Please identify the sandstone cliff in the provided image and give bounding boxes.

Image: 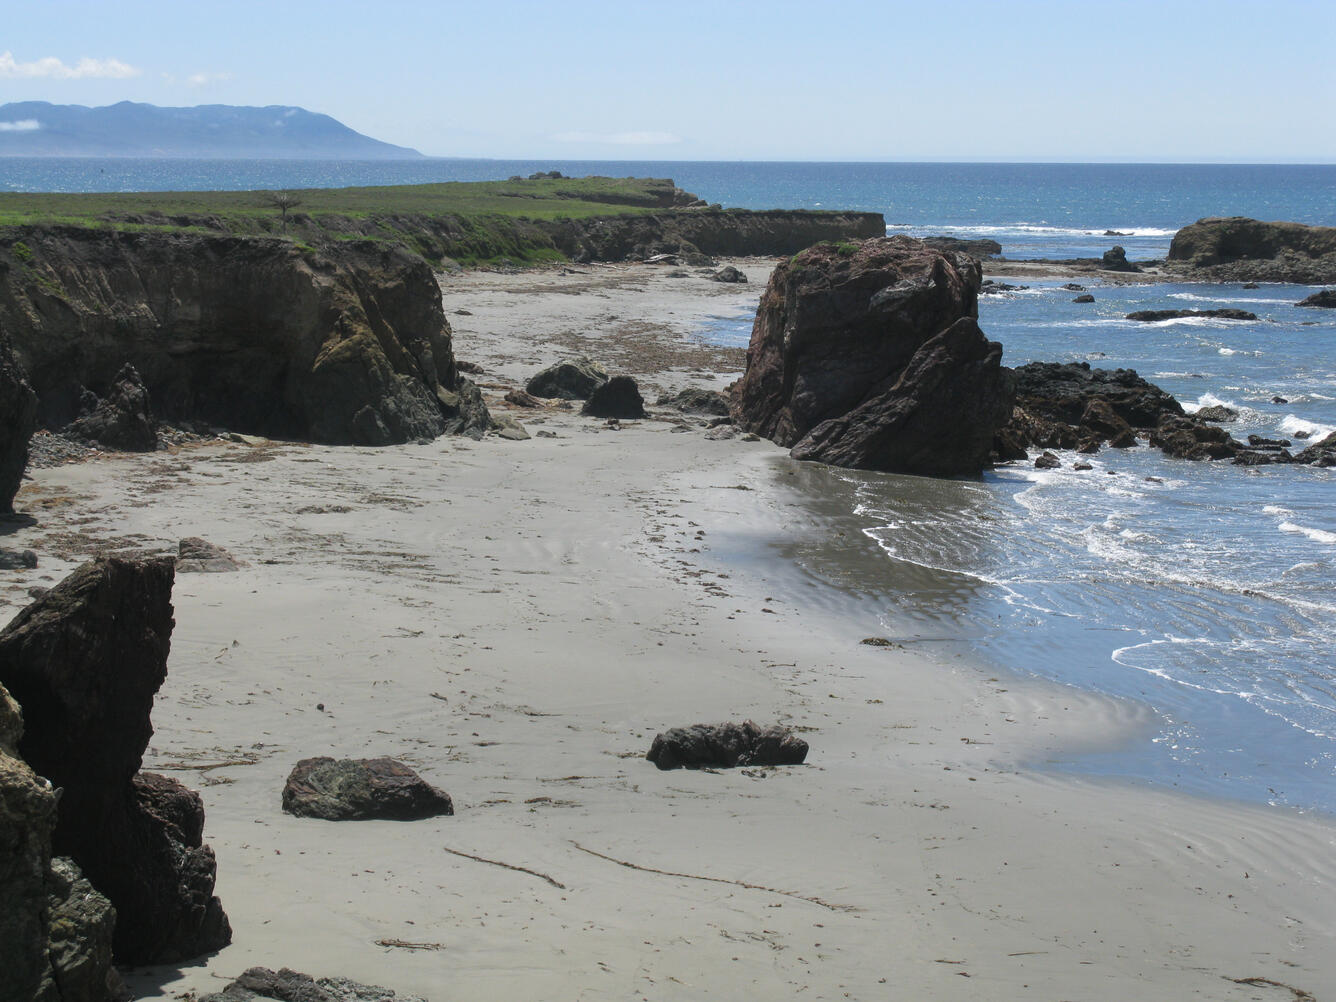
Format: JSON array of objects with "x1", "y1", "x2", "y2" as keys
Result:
[
  {"x1": 1167, "y1": 217, "x2": 1336, "y2": 283},
  {"x1": 0, "y1": 228, "x2": 488, "y2": 445}
]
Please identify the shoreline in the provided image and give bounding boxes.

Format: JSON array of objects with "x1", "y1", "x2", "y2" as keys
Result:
[{"x1": 5, "y1": 260, "x2": 1334, "y2": 1000}]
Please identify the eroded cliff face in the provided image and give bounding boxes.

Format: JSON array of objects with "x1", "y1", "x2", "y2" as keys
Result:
[{"x1": 0, "y1": 228, "x2": 487, "y2": 444}]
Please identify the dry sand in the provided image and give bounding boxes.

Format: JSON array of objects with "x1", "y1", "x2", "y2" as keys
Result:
[{"x1": 4, "y1": 260, "x2": 1334, "y2": 1002}]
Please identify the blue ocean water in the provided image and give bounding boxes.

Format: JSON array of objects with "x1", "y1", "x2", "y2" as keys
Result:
[{"x1": 6, "y1": 157, "x2": 1336, "y2": 813}]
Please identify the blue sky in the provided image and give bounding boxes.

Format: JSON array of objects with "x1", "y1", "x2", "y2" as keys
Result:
[{"x1": 2, "y1": 0, "x2": 1333, "y2": 162}]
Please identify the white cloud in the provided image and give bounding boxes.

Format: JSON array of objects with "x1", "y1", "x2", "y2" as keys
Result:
[
  {"x1": 187, "y1": 71, "x2": 233, "y2": 87},
  {"x1": 551, "y1": 130, "x2": 682, "y2": 145},
  {"x1": 0, "y1": 119, "x2": 41, "y2": 131},
  {"x1": 0, "y1": 50, "x2": 140, "y2": 79}
]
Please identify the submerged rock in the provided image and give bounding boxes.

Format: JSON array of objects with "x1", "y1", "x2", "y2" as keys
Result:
[
  {"x1": 282, "y1": 757, "x2": 454, "y2": 821},
  {"x1": 1125, "y1": 308, "x2": 1258, "y2": 322},
  {"x1": 646, "y1": 721, "x2": 808, "y2": 770},
  {"x1": 733, "y1": 236, "x2": 1012, "y2": 476}
]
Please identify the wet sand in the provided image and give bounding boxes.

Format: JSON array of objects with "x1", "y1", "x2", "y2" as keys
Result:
[{"x1": 5, "y1": 259, "x2": 1334, "y2": 1001}]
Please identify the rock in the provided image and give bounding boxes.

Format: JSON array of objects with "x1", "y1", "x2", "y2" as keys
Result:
[
  {"x1": 0, "y1": 680, "x2": 59, "y2": 1002},
  {"x1": 1034, "y1": 451, "x2": 1061, "y2": 469},
  {"x1": 734, "y1": 237, "x2": 1012, "y2": 476},
  {"x1": 1, "y1": 326, "x2": 39, "y2": 514},
  {"x1": 0, "y1": 548, "x2": 38, "y2": 570},
  {"x1": 1102, "y1": 246, "x2": 1138, "y2": 272},
  {"x1": 920, "y1": 236, "x2": 1002, "y2": 258},
  {"x1": 45, "y1": 855, "x2": 119, "y2": 1002},
  {"x1": 1243, "y1": 282, "x2": 1260, "y2": 289},
  {"x1": 65, "y1": 363, "x2": 159, "y2": 452},
  {"x1": 0, "y1": 556, "x2": 231, "y2": 964},
  {"x1": 176, "y1": 537, "x2": 243, "y2": 573},
  {"x1": 581, "y1": 375, "x2": 646, "y2": 419},
  {"x1": 710, "y1": 265, "x2": 747, "y2": 284},
  {"x1": 1125, "y1": 308, "x2": 1257, "y2": 322},
  {"x1": 656, "y1": 387, "x2": 731, "y2": 416},
  {"x1": 1072, "y1": 294, "x2": 1095, "y2": 303},
  {"x1": 0, "y1": 232, "x2": 489, "y2": 447},
  {"x1": 492, "y1": 415, "x2": 530, "y2": 441},
  {"x1": 646, "y1": 721, "x2": 808, "y2": 770},
  {"x1": 281, "y1": 757, "x2": 454, "y2": 821},
  {"x1": 1150, "y1": 415, "x2": 1240, "y2": 460},
  {"x1": 1009, "y1": 362, "x2": 1183, "y2": 429},
  {"x1": 1295, "y1": 430, "x2": 1336, "y2": 467},
  {"x1": 1195, "y1": 404, "x2": 1239, "y2": 422},
  {"x1": 704, "y1": 424, "x2": 737, "y2": 441},
  {"x1": 1168, "y1": 217, "x2": 1336, "y2": 283},
  {"x1": 525, "y1": 358, "x2": 609, "y2": 400},
  {"x1": 1272, "y1": 396, "x2": 1290, "y2": 405},
  {"x1": 1062, "y1": 283, "x2": 1087, "y2": 292},
  {"x1": 1074, "y1": 461, "x2": 1094, "y2": 471},
  {"x1": 1079, "y1": 399, "x2": 1135, "y2": 443},
  {"x1": 979, "y1": 280, "x2": 1027, "y2": 295},
  {"x1": 1248, "y1": 435, "x2": 1291, "y2": 448},
  {"x1": 201, "y1": 967, "x2": 428, "y2": 1002},
  {"x1": 503, "y1": 388, "x2": 542, "y2": 408},
  {"x1": 1296, "y1": 289, "x2": 1336, "y2": 308}
]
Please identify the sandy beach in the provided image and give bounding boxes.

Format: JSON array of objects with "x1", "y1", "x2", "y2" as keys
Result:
[{"x1": 5, "y1": 259, "x2": 1334, "y2": 1002}]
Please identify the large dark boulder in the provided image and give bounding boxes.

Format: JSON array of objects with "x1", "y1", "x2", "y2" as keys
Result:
[
  {"x1": 282, "y1": 757, "x2": 454, "y2": 821},
  {"x1": 733, "y1": 236, "x2": 1012, "y2": 475},
  {"x1": 0, "y1": 556, "x2": 230, "y2": 965},
  {"x1": 1102, "y1": 246, "x2": 1138, "y2": 272},
  {"x1": 202, "y1": 967, "x2": 428, "y2": 1002},
  {"x1": 1150, "y1": 415, "x2": 1241, "y2": 460},
  {"x1": 789, "y1": 317, "x2": 1013, "y2": 474},
  {"x1": 581, "y1": 375, "x2": 647, "y2": 419},
  {"x1": 525, "y1": 358, "x2": 609, "y2": 400},
  {"x1": 1, "y1": 324, "x2": 39, "y2": 513},
  {"x1": 65, "y1": 363, "x2": 158, "y2": 452},
  {"x1": 647, "y1": 721, "x2": 808, "y2": 771},
  {"x1": 1295, "y1": 430, "x2": 1336, "y2": 467}
]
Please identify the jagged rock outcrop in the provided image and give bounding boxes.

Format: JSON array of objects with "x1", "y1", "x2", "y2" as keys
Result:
[
  {"x1": 1167, "y1": 217, "x2": 1336, "y2": 283},
  {"x1": 582, "y1": 375, "x2": 646, "y2": 419},
  {"x1": 201, "y1": 967, "x2": 428, "y2": 1002},
  {"x1": 1, "y1": 324, "x2": 39, "y2": 513},
  {"x1": 0, "y1": 556, "x2": 230, "y2": 965},
  {"x1": 1150, "y1": 415, "x2": 1241, "y2": 461},
  {"x1": 0, "y1": 229, "x2": 489, "y2": 445},
  {"x1": 525, "y1": 358, "x2": 609, "y2": 400},
  {"x1": 44, "y1": 856, "x2": 119, "y2": 1002},
  {"x1": 282, "y1": 757, "x2": 454, "y2": 821},
  {"x1": 732, "y1": 237, "x2": 1012, "y2": 475},
  {"x1": 647, "y1": 721, "x2": 809, "y2": 770},
  {"x1": 65, "y1": 363, "x2": 158, "y2": 452},
  {"x1": 1009, "y1": 362, "x2": 1184, "y2": 428},
  {"x1": 1102, "y1": 246, "x2": 1137, "y2": 272}
]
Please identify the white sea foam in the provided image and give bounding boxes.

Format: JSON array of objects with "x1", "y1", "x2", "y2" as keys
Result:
[
  {"x1": 884, "y1": 222, "x2": 1177, "y2": 239},
  {"x1": 1280, "y1": 414, "x2": 1335, "y2": 439},
  {"x1": 1279, "y1": 522, "x2": 1336, "y2": 545},
  {"x1": 1168, "y1": 291, "x2": 1293, "y2": 305}
]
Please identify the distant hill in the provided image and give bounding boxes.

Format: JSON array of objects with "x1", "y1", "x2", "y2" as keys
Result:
[{"x1": 0, "y1": 101, "x2": 423, "y2": 159}]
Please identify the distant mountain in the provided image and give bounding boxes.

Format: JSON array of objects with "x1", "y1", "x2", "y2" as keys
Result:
[{"x1": 0, "y1": 101, "x2": 422, "y2": 159}]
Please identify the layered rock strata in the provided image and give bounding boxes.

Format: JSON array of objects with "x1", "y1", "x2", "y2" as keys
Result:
[
  {"x1": 0, "y1": 229, "x2": 488, "y2": 445},
  {"x1": 732, "y1": 237, "x2": 1013, "y2": 476}
]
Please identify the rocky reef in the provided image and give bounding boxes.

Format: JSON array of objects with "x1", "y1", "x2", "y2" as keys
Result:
[
  {"x1": 0, "y1": 228, "x2": 488, "y2": 446},
  {"x1": 1166, "y1": 217, "x2": 1336, "y2": 283},
  {"x1": 732, "y1": 237, "x2": 1013, "y2": 476}
]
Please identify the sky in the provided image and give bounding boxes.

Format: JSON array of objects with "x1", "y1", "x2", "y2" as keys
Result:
[{"x1": 2, "y1": 0, "x2": 1334, "y2": 162}]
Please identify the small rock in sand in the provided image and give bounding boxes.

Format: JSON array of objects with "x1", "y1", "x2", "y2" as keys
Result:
[
  {"x1": 282, "y1": 757, "x2": 454, "y2": 821},
  {"x1": 647, "y1": 721, "x2": 808, "y2": 770}
]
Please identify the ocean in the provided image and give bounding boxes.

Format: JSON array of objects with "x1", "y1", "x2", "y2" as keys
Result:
[{"x1": 6, "y1": 157, "x2": 1335, "y2": 815}]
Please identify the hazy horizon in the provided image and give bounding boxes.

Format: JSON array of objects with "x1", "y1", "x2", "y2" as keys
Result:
[{"x1": 4, "y1": 0, "x2": 1334, "y2": 163}]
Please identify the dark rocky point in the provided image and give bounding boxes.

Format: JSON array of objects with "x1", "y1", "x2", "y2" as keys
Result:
[
  {"x1": 581, "y1": 375, "x2": 647, "y2": 419},
  {"x1": 1168, "y1": 217, "x2": 1336, "y2": 284},
  {"x1": 1296, "y1": 289, "x2": 1336, "y2": 308},
  {"x1": 647, "y1": 721, "x2": 808, "y2": 770},
  {"x1": 1101, "y1": 246, "x2": 1138, "y2": 272},
  {"x1": 282, "y1": 757, "x2": 454, "y2": 821},
  {"x1": 1072, "y1": 294, "x2": 1095, "y2": 303}
]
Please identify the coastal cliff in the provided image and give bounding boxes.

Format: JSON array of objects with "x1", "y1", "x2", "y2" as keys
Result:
[{"x1": 0, "y1": 228, "x2": 488, "y2": 445}]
